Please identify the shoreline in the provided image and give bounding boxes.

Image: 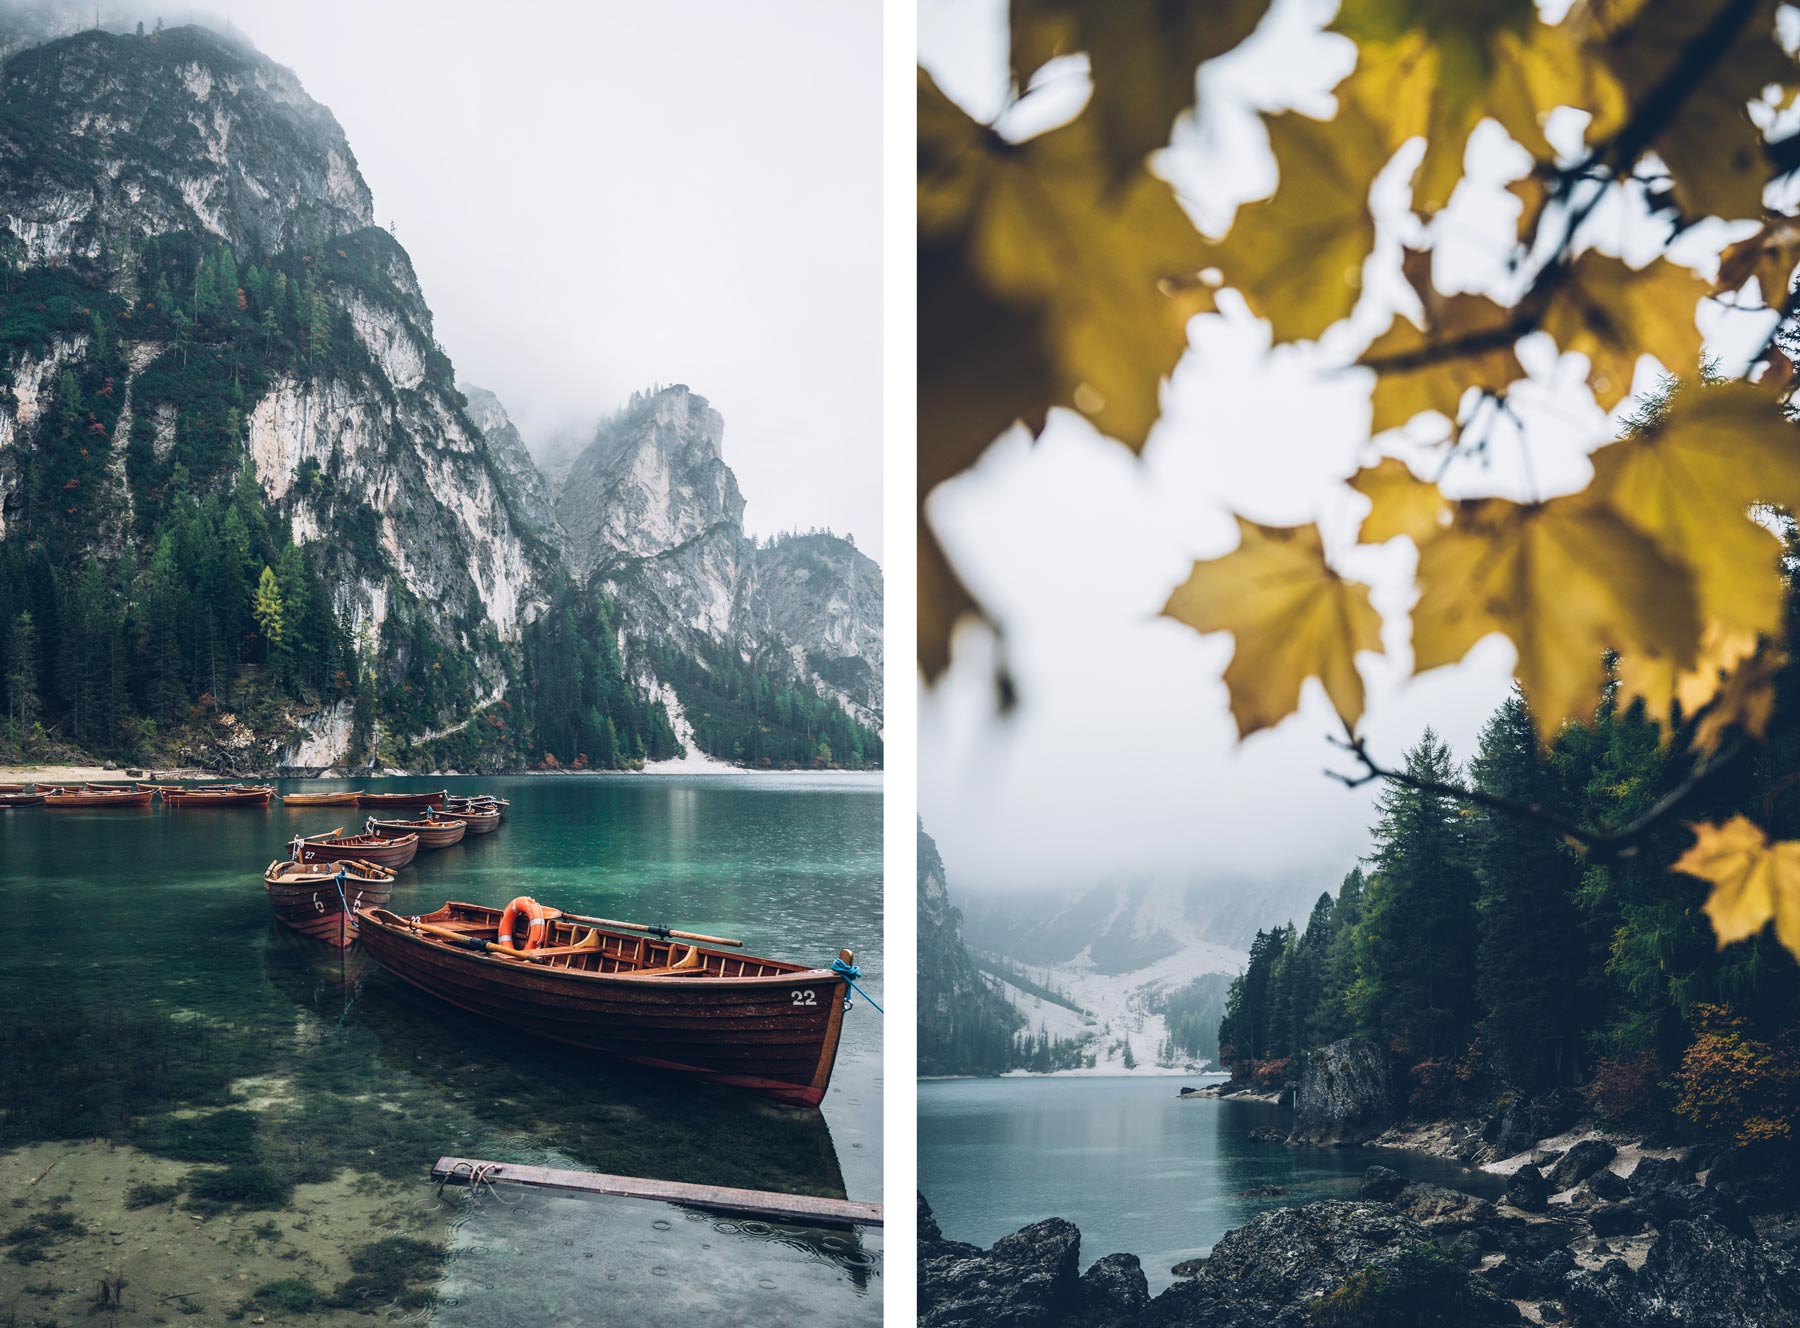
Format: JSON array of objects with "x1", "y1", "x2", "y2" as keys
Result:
[{"x1": 0, "y1": 762, "x2": 883, "y2": 782}]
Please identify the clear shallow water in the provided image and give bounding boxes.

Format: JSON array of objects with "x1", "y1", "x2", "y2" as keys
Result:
[
  {"x1": 0, "y1": 773, "x2": 881, "y2": 1324},
  {"x1": 919, "y1": 1074, "x2": 1502, "y2": 1294}
]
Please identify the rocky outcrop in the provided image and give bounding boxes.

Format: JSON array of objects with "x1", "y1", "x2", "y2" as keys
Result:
[
  {"x1": 460, "y1": 383, "x2": 560, "y2": 543},
  {"x1": 552, "y1": 383, "x2": 883, "y2": 733},
  {"x1": 918, "y1": 824, "x2": 1025, "y2": 1076},
  {"x1": 0, "y1": 27, "x2": 373, "y2": 265},
  {"x1": 1563, "y1": 1216, "x2": 1800, "y2": 1327},
  {"x1": 1547, "y1": 1139, "x2": 1617, "y2": 1192},
  {"x1": 1289, "y1": 1037, "x2": 1393, "y2": 1144}
]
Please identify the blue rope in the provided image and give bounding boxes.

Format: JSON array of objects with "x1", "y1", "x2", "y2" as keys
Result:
[
  {"x1": 831, "y1": 958, "x2": 882, "y2": 1014},
  {"x1": 333, "y1": 868, "x2": 357, "y2": 933}
]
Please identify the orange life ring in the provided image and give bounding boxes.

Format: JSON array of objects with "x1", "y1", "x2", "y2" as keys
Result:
[{"x1": 498, "y1": 896, "x2": 549, "y2": 952}]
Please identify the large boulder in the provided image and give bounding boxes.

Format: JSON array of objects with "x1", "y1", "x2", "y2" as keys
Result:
[
  {"x1": 1562, "y1": 1216, "x2": 1800, "y2": 1327},
  {"x1": 1392, "y1": 1182, "x2": 1501, "y2": 1236},
  {"x1": 1547, "y1": 1139, "x2": 1616, "y2": 1192},
  {"x1": 1289, "y1": 1038, "x2": 1394, "y2": 1145},
  {"x1": 1506, "y1": 1164, "x2": 1549, "y2": 1212},
  {"x1": 1069, "y1": 1253, "x2": 1150, "y2": 1328},
  {"x1": 1629, "y1": 1156, "x2": 1753, "y2": 1238},
  {"x1": 920, "y1": 1214, "x2": 1082, "y2": 1327}
]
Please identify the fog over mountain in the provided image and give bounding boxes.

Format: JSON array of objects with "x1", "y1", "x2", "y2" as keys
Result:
[{"x1": 1, "y1": 0, "x2": 883, "y2": 558}]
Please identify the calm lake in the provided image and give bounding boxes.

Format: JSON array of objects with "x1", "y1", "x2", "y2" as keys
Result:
[
  {"x1": 0, "y1": 773, "x2": 882, "y2": 1325},
  {"x1": 919, "y1": 1074, "x2": 1503, "y2": 1294}
]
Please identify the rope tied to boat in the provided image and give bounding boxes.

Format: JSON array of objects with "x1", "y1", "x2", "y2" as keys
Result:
[
  {"x1": 831, "y1": 957, "x2": 882, "y2": 1014},
  {"x1": 332, "y1": 867, "x2": 356, "y2": 933},
  {"x1": 434, "y1": 1159, "x2": 518, "y2": 1206}
]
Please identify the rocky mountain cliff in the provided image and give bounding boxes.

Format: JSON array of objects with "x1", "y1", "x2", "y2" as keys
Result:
[
  {"x1": 0, "y1": 22, "x2": 879, "y2": 772},
  {"x1": 549, "y1": 383, "x2": 884, "y2": 735},
  {"x1": 919, "y1": 823, "x2": 1026, "y2": 1077}
]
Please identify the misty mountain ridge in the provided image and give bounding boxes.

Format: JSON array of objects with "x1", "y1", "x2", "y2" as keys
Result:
[{"x1": 0, "y1": 21, "x2": 879, "y2": 771}]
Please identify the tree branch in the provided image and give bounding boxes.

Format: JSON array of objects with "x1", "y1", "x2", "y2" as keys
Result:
[
  {"x1": 1325, "y1": 732, "x2": 1748, "y2": 863},
  {"x1": 1363, "y1": 0, "x2": 1766, "y2": 382}
]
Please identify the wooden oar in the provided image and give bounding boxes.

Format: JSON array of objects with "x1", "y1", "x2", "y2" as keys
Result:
[{"x1": 545, "y1": 909, "x2": 742, "y2": 949}]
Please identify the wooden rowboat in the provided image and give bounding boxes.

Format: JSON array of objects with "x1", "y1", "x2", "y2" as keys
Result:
[
  {"x1": 164, "y1": 785, "x2": 273, "y2": 807},
  {"x1": 280, "y1": 791, "x2": 364, "y2": 807},
  {"x1": 42, "y1": 786, "x2": 153, "y2": 807},
  {"x1": 292, "y1": 826, "x2": 419, "y2": 869},
  {"x1": 264, "y1": 858, "x2": 396, "y2": 948},
  {"x1": 364, "y1": 814, "x2": 466, "y2": 849},
  {"x1": 355, "y1": 901, "x2": 856, "y2": 1107},
  {"x1": 0, "y1": 782, "x2": 27, "y2": 793},
  {"x1": 450, "y1": 804, "x2": 502, "y2": 835},
  {"x1": 358, "y1": 790, "x2": 446, "y2": 810},
  {"x1": 0, "y1": 792, "x2": 44, "y2": 807}
]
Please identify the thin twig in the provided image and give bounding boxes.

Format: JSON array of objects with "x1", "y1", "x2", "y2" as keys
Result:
[{"x1": 1325, "y1": 732, "x2": 1748, "y2": 862}]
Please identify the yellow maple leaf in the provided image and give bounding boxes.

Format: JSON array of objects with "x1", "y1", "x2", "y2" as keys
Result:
[
  {"x1": 1010, "y1": 0, "x2": 1269, "y2": 183},
  {"x1": 1715, "y1": 218, "x2": 1800, "y2": 307},
  {"x1": 1614, "y1": 620, "x2": 1762, "y2": 737},
  {"x1": 1576, "y1": 0, "x2": 1793, "y2": 222},
  {"x1": 1675, "y1": 815, "x2": 1800, "y2": 954},
  {"x1": 1539, "y1": 252, "x2": 1707, "y2": 408},
  {"x1": 1587, "y1": 381, "x2": 1794, "y2": 643},
  {"x1": 1412, "y1": 494, "x2": 1700, "y2": 741},
  {"x1": 1162, "y1": 519, "x2": 1384, "y2": 738},
  {"x1": 1358, "y1": 251, "x2": 1525, "y2": 434},
  {"x1": 1350, "y1": 458, "x2": 1453, "y2": 543},
  {"x1": 1337, "y1": 1, "x2": 1627, "y2": 215},
  {"x1": 1690, "y1": 644, "x2": 1784, "y2": 754},
  {"x1": 1211, "y1": 105, "x2": 1387, "y2": 344},
  {"x1": 918, "y1": 70, "x2": 1214, "y2": 451}
]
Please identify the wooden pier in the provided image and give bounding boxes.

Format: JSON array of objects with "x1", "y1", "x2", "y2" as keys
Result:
[{"x1": 430, "y1": 1156, "x2": 884, "y2": 1228}]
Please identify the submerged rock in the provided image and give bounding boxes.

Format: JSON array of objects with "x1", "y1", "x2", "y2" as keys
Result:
[{"x1": 1289, "y1": 1037, "x2": 1393, "y2": 1145}]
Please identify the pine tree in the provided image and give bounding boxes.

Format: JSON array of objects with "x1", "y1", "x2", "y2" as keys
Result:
[
  {"x1": 253, "y1": 565, "x2": 284, "y2": 661},
  {"x1": 1472, "y1": 690, "x2": 1590, "y2": 1089},
  {"x1": 1350, "y1": 729, "x2": 1480, "y2": 1060},
  {"x1": 4, "y1": 612, "x2": 41, "y2": 726}
]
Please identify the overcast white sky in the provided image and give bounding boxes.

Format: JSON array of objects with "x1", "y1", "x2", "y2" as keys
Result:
[
  {"x1": 919, "y1": 0, "x2": 1787, "y2": 897},
  {"x1": 70, "y1": 0, "x2": 884, "y2": 557}
]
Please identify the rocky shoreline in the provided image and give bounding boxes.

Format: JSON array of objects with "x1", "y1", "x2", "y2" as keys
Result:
[
  {"x1": 924, "y1": 1037, "x2": 1800, "y2": 1325},
  {"x1": 920, "y1": 1139, "x2": 1800, "y2": 1326}
]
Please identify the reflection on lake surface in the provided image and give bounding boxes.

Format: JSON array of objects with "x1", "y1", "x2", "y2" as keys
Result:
[
  {"x1": 919, "y1": 1074, "x2": 1503, "y2": 1294},
  {"x1": 0, "y1": 773, "x2": 881, "y2": 1324}
]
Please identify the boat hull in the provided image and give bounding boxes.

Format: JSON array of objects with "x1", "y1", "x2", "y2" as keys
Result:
[
  {"x1": 265, "y1": 868, "x2": 395, "y2": 948},
  {"x1": 281, "y1": 792, "x2": 364, "y2": 807},
  {"x1": 0, "y1": 793, "x2": 44, "y2": 807},
  {"x1": 356, "y1": 910, "x2": 849, "y2": 1107},
  {"x1": 358, "y1": 791, "x2": 446, "y2": 810},
  {"x1": 295, "y1": 835, "x2": 419, "y2": 869},
  {"x1": 456, "y1": 809, "x2": 501, "y2": 835},
  {"x1": 42, "y1": 790, "x2": 153, "y2": 807},
  {"x1": 366, "y1": 817, "x2": 466, "y2": 849},
  {"x1": 165, "y1": 790, "x2": 272, "y2": 807}
]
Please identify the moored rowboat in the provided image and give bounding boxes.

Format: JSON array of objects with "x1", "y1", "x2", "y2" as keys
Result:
[
  {"x1": 292, "y1": 826, "x2": 419, "y2": 869},
  {"x1": 280, "y1": 791, "x2": 364, "y2": 807},
  {"x1": 0, "y1": 792, "x2": 44, "y2": 807},
  {"x1": 264, "y1": 858, "x2": 396, "y2": 948},
  {"x1": 358, "y1": 790, "x2": 446, "y2": 810},
  {"x1": 164, "y1": 785, "x2": 273, "y2": 807},
  {"x1": 450, "y1": 804, "x2": 501, "y2": 835},
  {"x1": 365, "y1": 814, "x2": 466, "y2": 849},
  {"x1": 0, "y1": 782, "x2": 27, "y2": 793},
  {"x1": 42, "y1": 786, "x2": 153, "y2": 807},
  {"x1": 354, "y1": 900, "x2": 857, "y2": 1107}
]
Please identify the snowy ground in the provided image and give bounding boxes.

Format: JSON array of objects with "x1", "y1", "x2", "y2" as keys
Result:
[
  {"x1": 988, "y1": 908, "x2": 1247, "y2": 1076},
  {"x1": 640, "y1": 678, "x2": 741, "y2": 774}
]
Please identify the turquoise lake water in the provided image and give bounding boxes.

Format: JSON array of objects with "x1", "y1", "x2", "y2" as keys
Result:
[
  {"x1": 0, "y1": 772, "x2": 882, "y2": 1325},
  {"x1": 919, "y1": 1074, "x2": 1503, "y2": 1294}
]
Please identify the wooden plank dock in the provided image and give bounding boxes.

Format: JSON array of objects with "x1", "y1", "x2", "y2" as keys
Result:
[{"x1": 430, "y1": 1156, "x2": 884, "y2": 1228}]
